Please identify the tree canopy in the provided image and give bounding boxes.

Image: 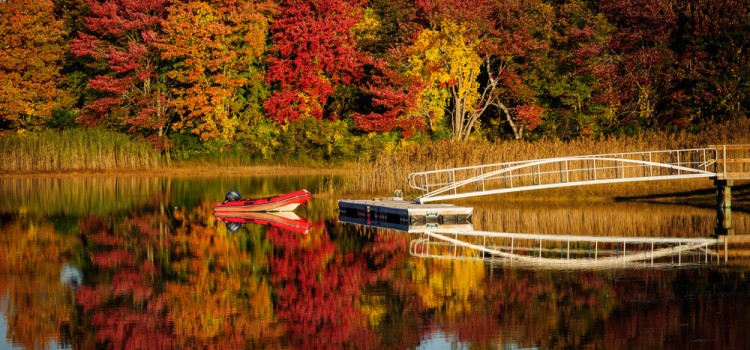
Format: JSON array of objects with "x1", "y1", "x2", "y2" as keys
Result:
[{"x1": 1, "y1": 0, "x2": 748, "y2": 155}]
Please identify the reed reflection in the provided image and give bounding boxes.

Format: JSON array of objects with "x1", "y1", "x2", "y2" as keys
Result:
[{"x1": 471, "y1": 199, "x2": 750, "y2": 237}]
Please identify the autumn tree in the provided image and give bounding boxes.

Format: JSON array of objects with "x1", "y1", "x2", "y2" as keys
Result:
[
  {"x1": 350, "y1": 0, "x2": 432, "y2": 137},
  {"x1": 160, "y1": 0, "x2": 274, "y2": 144},
  {"x1": 597, "y1": 0, "x2": 677, "y2": 130},
  {"x1": 353, "y1": 0, "x2": 420, "y2": 57},
  {"x1": 359, "y1": 0, "x2": 552, "y2": 140},
  {"x1": 71, "y1": 0, "x2": 170, "y2": 147},
  {"x1": 0, "y1": 0, "x2": 72, "y2": 131},
  {"x1": 668, "y1": 0, "x2": 750, "y2": 127},
  {"x1": 537, "y1": 0, "x2": 613, "y2": 138},
  {"x1": 264, "y1": 0, "x2": 367, "y2": 123},
  {"x1": 467, "y1": 0, "x2": 553, "y2": 140},
  {"x1": 353, "y1": 60, "x2": 430, "y2": 137}
]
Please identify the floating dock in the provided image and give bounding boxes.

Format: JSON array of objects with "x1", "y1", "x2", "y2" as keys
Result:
[{"x1": 338, "y1": 198, "x2": 473, "y2": 232}]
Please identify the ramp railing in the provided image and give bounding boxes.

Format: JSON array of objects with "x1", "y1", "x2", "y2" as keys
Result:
[{"x1": 409, "y1": 148, "x2": 719, "y2": 203}]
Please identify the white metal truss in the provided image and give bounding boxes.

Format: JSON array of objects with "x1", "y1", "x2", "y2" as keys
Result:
[
  {"x1": 410, "y1": 229, "x2": 720, "y2": 269},
  {"x1": 409, "y1": 148, "x2": 719, "y2": 203}
]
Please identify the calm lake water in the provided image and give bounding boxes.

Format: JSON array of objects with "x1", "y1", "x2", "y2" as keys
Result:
[{"x1": 1, "y1": 174, "x2": 750, "y2": 349}]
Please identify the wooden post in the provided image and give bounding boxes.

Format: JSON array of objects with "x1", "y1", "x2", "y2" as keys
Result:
[{"x1": 714, "y1": 179, "x2": 733, "y2": 235}]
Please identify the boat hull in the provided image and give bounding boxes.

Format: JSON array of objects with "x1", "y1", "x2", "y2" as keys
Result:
[{"x1": 213, "y1": 189, "x2": 312, "y2": 212}]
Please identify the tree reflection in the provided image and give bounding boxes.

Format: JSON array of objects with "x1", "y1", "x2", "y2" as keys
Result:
[
  {"x1": 0, "y1": 219, "x2": 79, "y2": 349},
  {"x1": 6, "y1": 190, "x2": 750, "y2": 349},
  {"x1": 74, "y1": 214, "x2": 174, "y2": 349},
  {"x1": 266, "y1": 220, "x2": 418, "y2": 349},
  {"x1": 167, "y1": 200, "x2": 282, "y2": 348}
]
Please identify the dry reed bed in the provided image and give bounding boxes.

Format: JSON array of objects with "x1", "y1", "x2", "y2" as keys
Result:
[
  {"x1": 0, "y1": 129, "x2": 162, "y2": 173},
  {"x1": 351, "y1": 118, "x2": 750, "y2": 196}
]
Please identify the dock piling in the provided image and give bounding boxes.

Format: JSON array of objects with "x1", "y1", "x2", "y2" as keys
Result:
[{"x1": 714, "y1": 179, "x2": 733, "y2": 236}]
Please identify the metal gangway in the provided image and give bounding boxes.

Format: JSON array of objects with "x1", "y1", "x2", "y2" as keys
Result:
[
  {"x1": 410, "y1": 229, "x2": 721, "y2": 269},
  {"x1": 409, "y1": 146, "x2": 750, "y2": 203}
]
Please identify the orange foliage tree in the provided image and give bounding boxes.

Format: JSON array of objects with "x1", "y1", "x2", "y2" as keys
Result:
[
  {"x1": 0, "y1": 0, "x2": 72, "y2": 131},
  {"x1": 160, "y1": 0, "x2": 275, "y2": 143}
]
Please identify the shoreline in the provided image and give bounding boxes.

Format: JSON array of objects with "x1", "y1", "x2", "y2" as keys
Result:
[{"x1": 0, "y1": 164, "x2": 352, "y2": 178}]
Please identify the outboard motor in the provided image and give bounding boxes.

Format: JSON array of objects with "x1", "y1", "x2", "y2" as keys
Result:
[
  {"x1": 226, "y1": 222, "x2": 243, "y2": 233},
  {"x1": 225, "y1": 189, "x2": 242, "y2": 202}
]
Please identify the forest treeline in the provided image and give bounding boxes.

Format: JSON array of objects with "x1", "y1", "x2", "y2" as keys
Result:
[{"x1": 1, "y1": 0, "x2": 749, "y2": 166}]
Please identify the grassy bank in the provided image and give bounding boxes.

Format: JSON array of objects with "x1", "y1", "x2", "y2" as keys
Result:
[
  {"x1": 349, "y1": 117, "x2": 750, "y2": 196},
  {"x1": 3, "y1": 118, "x2": 748, "y2": 195},
  {"x1": 0, "y1": 128, "x2": 162, "y2": 173}
]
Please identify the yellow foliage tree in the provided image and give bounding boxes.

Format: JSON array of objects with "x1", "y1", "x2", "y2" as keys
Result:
[{"x1": 405, "y1": 19, "x2": 487, "y2": 140}]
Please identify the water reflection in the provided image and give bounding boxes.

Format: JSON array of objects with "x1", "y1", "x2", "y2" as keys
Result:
[
  {"x1": 410, "y1": 230, "x2": 721, "y2": 269},
  {"x1": 0, "y1": 175, "x2": 749, "y2": 348},
  {"x1": 214, "y1": 212, "x2": 312, "y2": 235},
  {"x1": 470, "y1": 198, "x2": 750, "y2": 237}
]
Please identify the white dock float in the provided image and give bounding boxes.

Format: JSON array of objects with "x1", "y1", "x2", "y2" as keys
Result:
[{"x1": 338, "y1": 198, "x2": 473, "y2": 232}]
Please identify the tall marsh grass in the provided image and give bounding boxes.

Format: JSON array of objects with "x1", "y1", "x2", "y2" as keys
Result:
[
  {"x1": 350, "y1": 117, "x2": 750, "y2": 196},
  {"x1": 0, "y1": 129, "x2": 163, "y2": 173}
]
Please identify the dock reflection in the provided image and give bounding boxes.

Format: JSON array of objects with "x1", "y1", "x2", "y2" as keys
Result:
[
  {"x1": 409, "y1": 229, "x2": 722, "y2": 269},
  {"x1": 338, "y1": 213, "x2": 472, "y2": 233},
  {"x1": 339, "y1": 211, "x2": 727, "y2": 269}
]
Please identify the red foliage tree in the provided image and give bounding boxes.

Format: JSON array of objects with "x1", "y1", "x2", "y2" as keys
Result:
[
  {"x1": 70, "y1": 0, "x2": 170, "y2": 147},
  {"x1": 597, "y1": 0, "x2": 677, "y2": 128},
  {"x1": 353, "y1": 61, "x2": 429, "y2": 137},
  {"x1": 667, "y1": 0, "x2": 750, "y2": 127},
  {"x1": 264, "y1": 0, "x2": 367, "y2": 123}
]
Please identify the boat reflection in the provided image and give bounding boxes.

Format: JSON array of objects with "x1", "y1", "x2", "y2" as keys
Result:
[
  {"x1": 410, "y1": 229, "x2": 722, "y2": 269},
  {"x1": 214, "y1": 211, "x2": 312, "y2": 235}
]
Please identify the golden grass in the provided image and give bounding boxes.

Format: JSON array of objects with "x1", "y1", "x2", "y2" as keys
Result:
[
  {"x1": 349, "y1": 117, "x2": 750, "y2": 197},
  {"x1": 0, "y1": 129, "x2": 162, "y2": 173}
]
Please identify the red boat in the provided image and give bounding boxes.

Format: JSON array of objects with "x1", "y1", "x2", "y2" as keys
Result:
[
  {"x1": 213, "y1": 189, "x2": 312, "y2": 212},
  {"x1": 214, "y1": 211, "x2": 312, "y2": 235}
]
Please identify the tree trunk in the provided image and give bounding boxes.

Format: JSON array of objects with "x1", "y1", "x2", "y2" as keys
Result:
[{"x1": 497, "y1": 102, "x2": 523, "y2": 139}]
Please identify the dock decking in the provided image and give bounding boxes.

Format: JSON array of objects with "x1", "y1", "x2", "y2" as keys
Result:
[{"x1": 338, "y1": 198, "x2": 472, "y2": 232}]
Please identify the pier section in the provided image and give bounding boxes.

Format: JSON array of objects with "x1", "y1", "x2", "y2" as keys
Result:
[{"x1": 338, "y1": 198, "x2": 472, "y2": 232}]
